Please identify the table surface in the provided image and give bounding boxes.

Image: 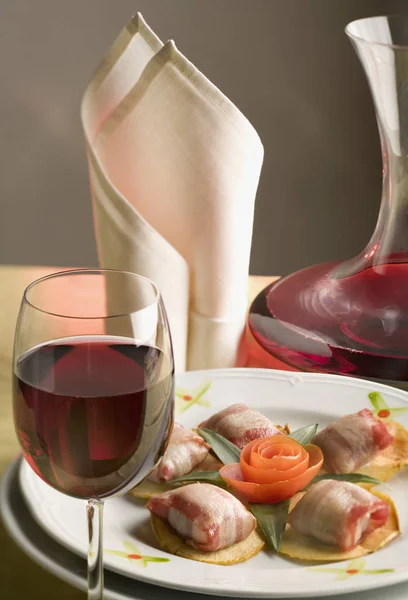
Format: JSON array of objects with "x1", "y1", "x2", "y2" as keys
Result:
[
  {"x1": 0, "y1": 264, "x2": 281, "y2": 599},
  {"x1": 3, "y1": 266, "x2": 408, "y2": 600}
]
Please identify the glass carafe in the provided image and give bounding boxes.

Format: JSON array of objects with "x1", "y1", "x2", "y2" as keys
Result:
[{"x1": 249, "y1": 16, "x2": 408, "y2": 387}]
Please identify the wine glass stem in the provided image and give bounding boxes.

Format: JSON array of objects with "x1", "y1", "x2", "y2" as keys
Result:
[{"x1": 87, "y1": 499, "x2": 104, "y2": 600}]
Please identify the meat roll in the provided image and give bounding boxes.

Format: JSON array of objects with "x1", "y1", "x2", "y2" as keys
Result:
[
  {"x1": 147, "y1": 483, "x2": 257, "y2": 552},
  {"x1": 288, "y1": 479, "x2": 390, "y2": 551},
  {"x1": 312, "y1": 409, "x2": 394, "y2": 473},
  {"x1": 149, "y1": 424, "x2": 209, "y2": 482},
  {"x1": 199, "y1": 403, "x2": 281, "y2": 449}
]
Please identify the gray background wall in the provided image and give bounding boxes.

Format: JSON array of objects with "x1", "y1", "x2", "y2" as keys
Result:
[{"x1": 1, "y1": 0, "x2": 406, "y2": 275}]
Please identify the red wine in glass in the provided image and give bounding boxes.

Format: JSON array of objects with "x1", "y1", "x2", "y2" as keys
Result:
[{"x1": 14, "y1": 336, "x2": 174, "y2": 499}]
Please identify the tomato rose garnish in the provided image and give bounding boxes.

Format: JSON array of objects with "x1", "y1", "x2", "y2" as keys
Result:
[{"x1": 219, "y1": 435, "x2": 323, "y2": 504}]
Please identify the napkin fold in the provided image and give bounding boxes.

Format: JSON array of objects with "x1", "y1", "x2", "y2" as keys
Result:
[{"x1": 81, "y1": 13, "x2": 263, "y2": 372}]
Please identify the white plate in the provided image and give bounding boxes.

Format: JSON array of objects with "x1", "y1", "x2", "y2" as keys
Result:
[
  {"x1": 5, "y1": 461, "x2": 408, "y2": 600},
  {"x1": 18, "y1": 368, "x2": 408, "y2": 598},
  {"x1": 5, "y1": 459, "x2": 408, "y2": 600}
]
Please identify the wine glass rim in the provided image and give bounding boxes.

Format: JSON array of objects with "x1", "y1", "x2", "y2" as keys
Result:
[
  {"x1": 23, "y1": 268, "x2": 161, "y2": 320},
  {"x1": 346, "y1": 15, "x2": 408, "y2": 50}
]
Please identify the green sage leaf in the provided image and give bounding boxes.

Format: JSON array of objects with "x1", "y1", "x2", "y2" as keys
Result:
[
  {"x1": 288, "y1": 424, "x2": 318, "y2": 445},
  {"x1": 310, "y1": 472, "x2": 383, "y2": 487},
  {"x1": 196, "y1": 428, "x2": 241, "y2": 464},
  {"x1": 169, "y1": 470, "x2": 224, "y2": 486},
  {"x1": 249, "y1": 501, "x2": 290, "y2": 553}
]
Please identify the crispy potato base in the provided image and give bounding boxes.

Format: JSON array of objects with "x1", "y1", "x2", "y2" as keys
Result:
[
  {"x1": 129, "y1": 479, "x2": 167, "y2": 500},
  {"x1": 358, "y1": 420, "x2": 408, "y2": 482},
  {"x1": 279, "y1": 490, "x2": 400, "y2": 561},
  {"x1": 151, "y1": 514, "x2": 265, "y2": 565}
]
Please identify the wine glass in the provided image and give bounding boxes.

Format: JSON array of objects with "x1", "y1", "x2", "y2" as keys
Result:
[{"x1": 12, "y1": 269, "x2": 174, "y2": 600}]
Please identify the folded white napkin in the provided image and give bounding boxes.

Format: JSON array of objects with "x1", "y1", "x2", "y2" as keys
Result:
[{"x1": 81, "y1": 13, "x2": 263, "y2": 372}]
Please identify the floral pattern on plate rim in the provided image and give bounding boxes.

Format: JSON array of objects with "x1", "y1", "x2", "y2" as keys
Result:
[
  {"x1": 105, "y1": 541, "x2": 170, "y2": 567},
  {"x1": 369, "y1": 391, "x2": 408, "y2": 420},
  {"x1": 309, "y1": 558, "x2": 394, "y2": 579},
  {"x1": 175, "y1": 381, "x2": 212, "y2": 414}
]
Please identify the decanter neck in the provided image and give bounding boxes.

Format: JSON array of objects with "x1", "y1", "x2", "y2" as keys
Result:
[{"x1": 334, "y1": 23, "x2": 408, "y2": 277}]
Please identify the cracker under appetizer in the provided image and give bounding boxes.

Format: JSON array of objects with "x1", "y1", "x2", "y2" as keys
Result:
[
  {"x1": 147, "y1": 483, "x2": 264, "y2": 564},
  {"x1": 199, "y1": 403, "x2": 282, "y2": 448},
  {"x1": 359, "y1": 419, "x2": 408, "y2": 481}
]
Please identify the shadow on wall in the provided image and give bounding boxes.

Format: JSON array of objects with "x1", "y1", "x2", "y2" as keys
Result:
[{"x1": 0, "y1": 0, "x2": 406, "y2": 274}]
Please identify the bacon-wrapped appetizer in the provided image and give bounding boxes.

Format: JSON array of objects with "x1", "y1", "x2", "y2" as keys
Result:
[
  {"x1": 149, "y1": 423, "x2": 209, "y2": 483},
  {"x1": 148, "y1": 483, "x2": 256, "y2": 552},
  {"x1": 148, "y1": 483, "x2": 264, "y2": 564},
  {"x1": 312, "y1": 409, "x2": 394, "y2": 473},
  {"x1": 199, "y1": 404, "x2": 282, "y2": 449},
  {"x1": 288, "y1": 480, "x2": 390, "y2": 551}
]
